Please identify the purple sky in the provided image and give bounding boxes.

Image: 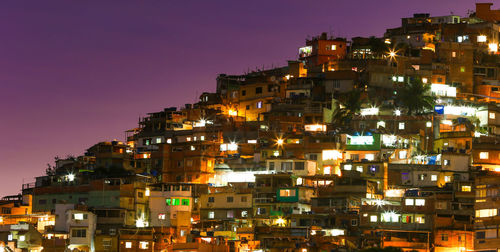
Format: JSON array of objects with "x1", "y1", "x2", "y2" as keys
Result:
[{"x1": 0, "y1": 0, "x2": 476, "y2": 195}]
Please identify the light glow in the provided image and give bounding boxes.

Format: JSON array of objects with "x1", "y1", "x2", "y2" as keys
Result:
[
  {"x1": 304, "y1": 124, "x2": 326, "y2": 132},
  {"x1": 347, "y1": 135, "x2": 374, "y2": 145},
  {"x1": 488, "y1": 43, "x2": 498, "y2": 53},
  {"x1": 360, "y1": 107, "x2": 379, "y2": 116}
]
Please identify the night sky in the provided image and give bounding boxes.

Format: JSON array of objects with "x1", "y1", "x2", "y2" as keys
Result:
[{"x1": 0, "y1": 0, "x2": 475, "y2": 195}]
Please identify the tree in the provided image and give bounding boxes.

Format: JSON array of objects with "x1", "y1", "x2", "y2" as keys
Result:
[
  {"x1": 396, "y1": 78, "x2": 434, "y2": 115},
  {"x1": 332, "y1": 89, "x2": 364, "y2": 128}
]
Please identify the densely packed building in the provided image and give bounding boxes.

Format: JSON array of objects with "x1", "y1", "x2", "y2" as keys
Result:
[{"x1": 1, "y1": 3, "x2": 500, "y2": 252}]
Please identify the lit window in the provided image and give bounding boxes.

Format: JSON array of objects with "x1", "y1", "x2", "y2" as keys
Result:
[
  {"x1": 460, "y1": 67, "x2": 465, "y2": 73},
  {"x1": 452, "y1": 51, "x2": 456, "y2": 57},
  {"x1": 125, "y1": 242, "x2": 132, "y2": 248},
  {"x1": 208, "y1": 211, "x2": 214, "y2": 219},
  {"x1": 323, "y1": 166, "x2": 331, "y2": 175},
  {"x1": 227, "y1": 210, "x2": 234, "y2": 218},
  {"x1": 241, "y1": 211, "x2": 248, "y2": 217},
  {"x1": 322, "y1": 150, "x2": 341, "y2": 160},
  {"x1": 398, "y1": 122, "x2": 405, "y2": 130},
  {"x1": 186, "y1": 137, "x2": 191, "y2": 142},
  {"x1": 480, "y1": 152, "x2": 489, "y2": 159},
  {"x1": 8, "y1": 234, "x2": 12, "y2": 241},
  {"x1": 461, "y1": 186, "x2": 471, "y2": 192},
  {"x1": 399, "y1": 150, "x2": 407, "y2": 159},
  {"x1": 444, "y1": 176, "x2": 451, "y2": 182},
  {"x1": 365, "y1": 154, "x2": 375, "y2": 161},
  {"x1": 370, "y1": 215, "x2": 378, "y2": 222},
  {"x1": 331, "y1": 45, "x2": 336, "y2": 50},
  {"x1": 139, "y1": 241, "x2": 149, "y2": 249},
  {"x1": 280, "y1": 189, "x2": 296, "y2": 197},
  {"x1": 156, "y1": 138, "x2": 161, "y2": 144},
  {"x1": 422, "y1": 78, "x2": 428, "y2": 83},
  {"x1": 158, "y1": 214, "x2": 166, "y2": 220},
  {"x1": 405, "y1": 199, "x2": 414, "y2": 206},
  {"x1": 392, "y1": 76, "x2": 397, "y2": 82},
  {"x1": 356, "y1": 166, "x2": 363, "y2": 172},
  {"x1": 444, "y1": 159, "x2": 450, "y2": 166},
  {"x1": 200, "y1": 135, "x2": 205, "y2": 141},
  {"x1": 415, "y1": 215, "x2": 425, "y2": 224},
  {"x1": 193, "y1": 136, "x2": 197, "y2": 141},
  {"x1": 256, "y1": 101, "x2": 263, "y2": 109},
  {"x1": 190, "y1": 145, "x2": 195, "y2": 151},
  {"x1": 19, "y1": 235, "x2": 25, "y2": 241},
  {"x1": 397, "y1": 76, "x2": 404, "y2": 82},
  {"x1": 344, "y1": 164, "x2": 352, "y2": 170},
  {"x1": 489, "y1": 112, "x2": 495, "y2": 119},
  {"x1": 477, "y1": 35, "x2": 487, "y2": 42},
  {"x1": 415, "y1": 199, "x2": 425, "y2": 206},
  {"x1": 73, "y1": 213, "x2": 84, "y2": 220},
  {"x1": 476, "y1": 209, "x2": 498, "y2": 218},
  {"x1": 426, "y1": 121, "x2": 432, "y2": 127},
  {"x1": 166, "y1": 138, "x2": 172, "y2": 144},
  {"x1": 431, "y1": 175, "x2": 437, "y2": 181},
  {"x1": 377, "y1": 121, "x2": 386, "y2": 129}
]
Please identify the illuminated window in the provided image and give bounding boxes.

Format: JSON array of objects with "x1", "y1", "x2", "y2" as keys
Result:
[
  {"x1": 139, "y1": 241, "x2": 149, "y2": 249},
  {"x1": 444, "y1": 176, "x2": 451, "y2": 182},
  {"x1": 323, "y1": 166, "x2": 331, "y2": 175},
  {"x1": 399, "y1": 150, "x2": 407, "y2": 159},
  {"x1": 208, "y1": 211, "x2": 215, "y2": 219},
  {"x1": 477, "y1": 35, "x2": 487, "y2": 42},
  {"x1": 365, "y1": 154, "x2": 375, "y2": 161},
  {"x1": 8, "y1": 234, "x2": 12, "y2": 241},
  {"x1": 431, "y1": 175, "x2": 437, "y2": 181},
  {"x1": 460, "y1": 67, "x2": 465, "y2": 73},
  {"x1": 241, "y1": 211, "x2": 248, "y2": 217},
  {"x1": 256, "y1": 101, "x2": 263, "y2": 109},
  {"x1": 156, "y1": 138, "x2": 161, "y2": 144},
  {"x1": 181, "y1": 199, "x2": 190, "y2": 206},
  {"x1": 158, "y1": 214, "x2": 166, "y2": 220},
  {"x1": 480, "y1": 152, "x2": 489, "y2": 159},
  {"x1": 476, "y1": 209, "x2": 497, "y2": 218},
  {"x1": 19, "y1": 235, "x2": 26, "y2": 241},
  {"x1": 415, "y1": 199, "x2": 425, "y2": 206},
  {"x1": 167, "y1": 138, "x2": 172, "y2": 144},
  {"x1": 125, "y1": 242, "x2": 132, "y2": 248},
  {"x1": 73, "y1": 213, "x2": 85, "y2": 220},
  {"x1": 331, "y1": 45, "x2": 336, "y2": 50},
  {"x1": 370, "y1": 215, "x2": 378, "y2": 222},
  {"x1": 452, "y1": 51, "x2": 456, "y2": 57},
  {"x1": 422, "y1": 78, "x2": 428, "y2": 83},
  {"x1": 186, "y1": 137, "x2": 191, "y2": 142},
  {"x1": 377, "y1": 121, "x2": 386, "y2": 129},
  {"x1": 426, "y1": 121, "x2": 432, "y2": 127},
  {"x1": 200, "y1": 135, "x2": 205, "y2": 141},
  {"x1": 489, "y1": 112, "x2": 495, "y2": 119},
  {"x1": 344, "y1": 164, "x2": 352, "y2": 170},
  {"x1": 190, "y1": 146, "x2": 195, "y2": 151},
  {"x1": 444, "y1": 159, "x2": 450, "y2": 166},
  {"x1": 322, "y1": 150, "x2": 341, "y2": 160},
  {"x1": 397, "y1": 76, "x2": 404, "y2": 82},
  {"x1": 280, "y1": 189, "x2": 296, "y2": 197},
  {"x1": 415, "y1": 215, "x2": 425, "y2": 224},
  {"x1": 398, "y1": 122, "x2": 405, "y2": 130},
  {"x1": 227, "y1": 210, "x2": 234, "y2": 218},
  {"x1": 461, "y1": 186, "x2": 471, "y2": 192},
  {"x1": 193, "y1": 136, "x2": 197, "y2": 141},
  {"x1": 356, "y1": 166, "x2": 363, "y2": 172},
  {"x1": 405, "y1": 199, "x2": 414, "y2": 206}
]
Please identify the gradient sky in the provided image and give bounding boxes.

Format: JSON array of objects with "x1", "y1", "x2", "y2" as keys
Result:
[{"x1": 0, "y1": 0, "x2": 477, "y2": 196}]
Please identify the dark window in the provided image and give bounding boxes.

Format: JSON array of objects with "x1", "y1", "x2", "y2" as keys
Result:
[
  {"x1": 227, "y1": 197, "x2": 234, "y2": 203},
  {"x1": 295, "y1": 162, "x2": 305, "y2": 170},
  {"x1": 138, "y1": 192, "x2": 144, "y2": 198},
  {"x1": 241, "y1": 90, "x2": 246, "y2": 96},
  {"x1": 241, "y1": 196, "x2": 247, "y2": 202},
  {"x1": 476, "y1": 231, "x2": 485, "y2": 239},
  {"x1": 72, "y1": 229, "x2": 86, "y2": 238},
  {"x1": 208, "y1": 197, "x2": 214, "y2": 203},
  {"x1": 2, "y1": 208, "x2": 11, "y2": 214},
  {"x1": 52, "y1": 199, "x2": 57, "y2": 204},
  {"x1": 268, "y1": 84, "x2": 273, "y2": 92},
  {"x1": 246, "y1": 105, "x2": 250, "y2": 110},
  {"x1": 255, "y1": 87, "x2": 262, "y2": 94},
  {"x1": 309, "y1": 154, "x2": 317, "y2": 160},
  {"x1": 269, "y1": 162, "x2": 275, "y2": 170}
]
